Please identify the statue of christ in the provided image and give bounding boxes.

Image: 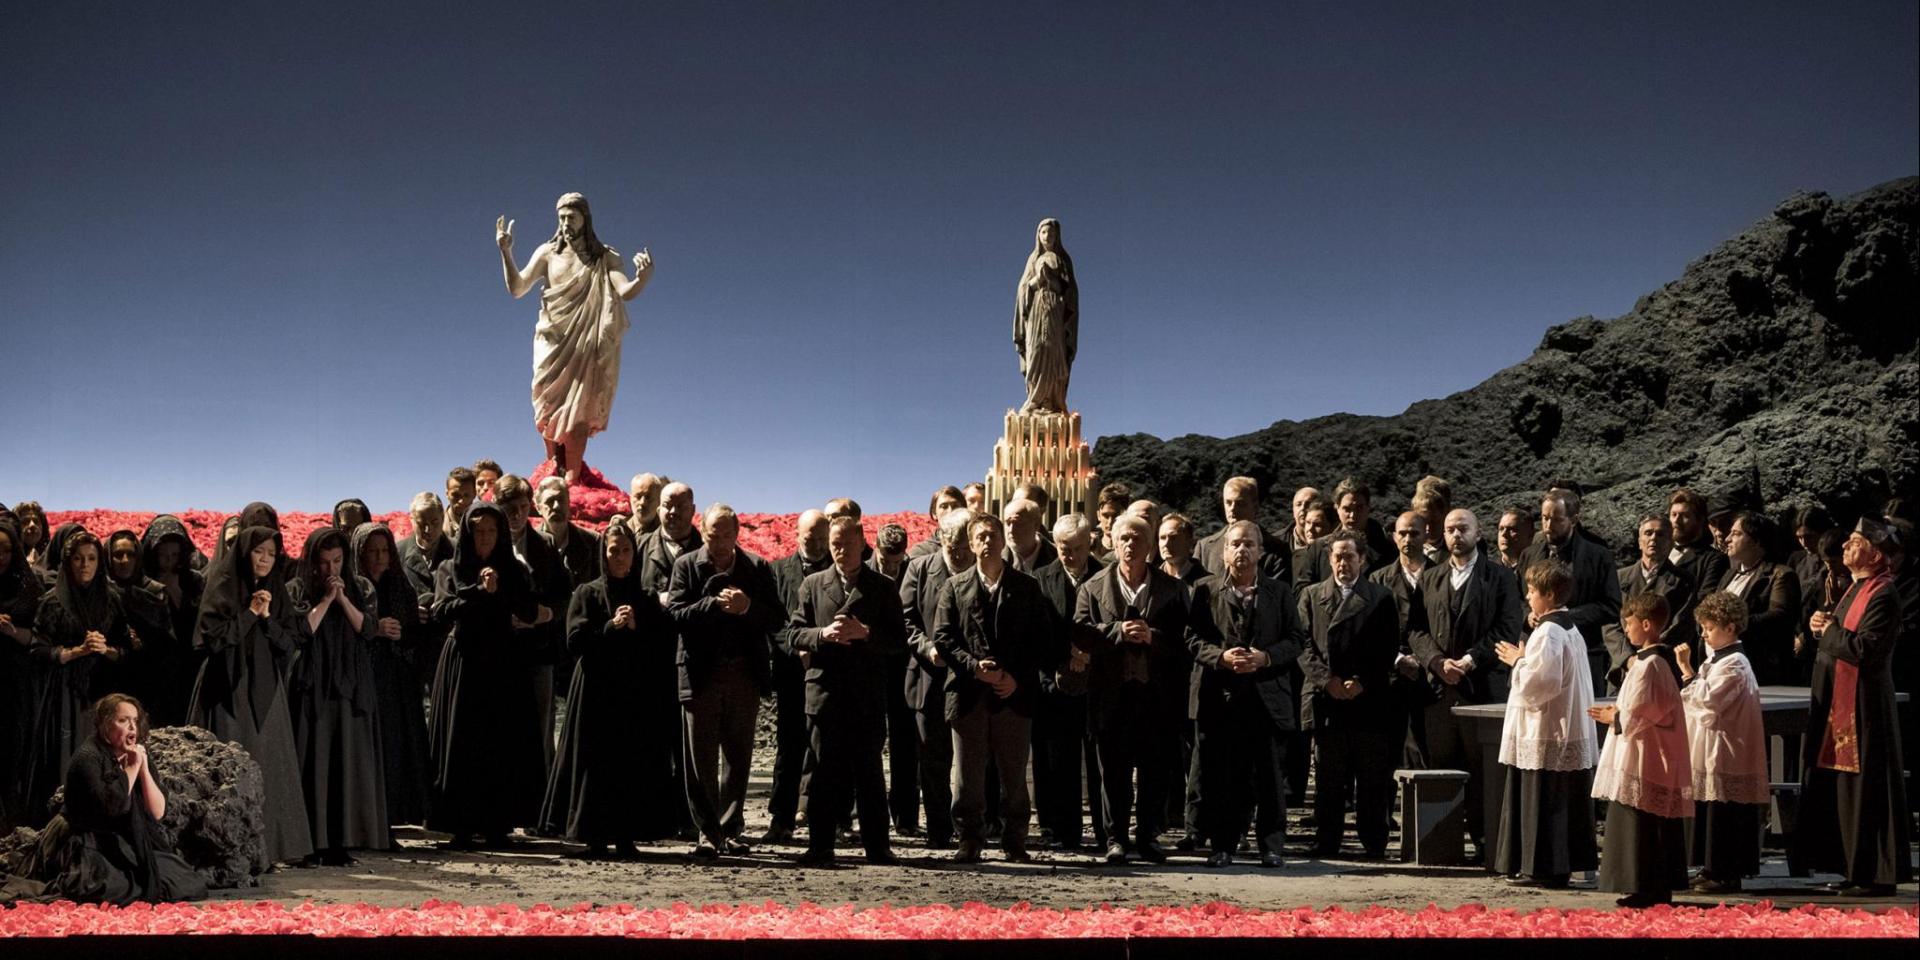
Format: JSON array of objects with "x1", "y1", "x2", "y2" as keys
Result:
[{"x1": 496, "y1": 192, "x2": 653, "y2": 482}]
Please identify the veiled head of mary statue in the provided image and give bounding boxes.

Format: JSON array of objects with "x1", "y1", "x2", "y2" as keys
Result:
[{"x1": 1035, "y1": 218, "x2": 1061, "y2": 252}]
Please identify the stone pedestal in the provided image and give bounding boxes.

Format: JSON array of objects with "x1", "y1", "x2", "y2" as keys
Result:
[{"x1": 984, "y1": 409, "x2": 1097, "y2": 529}]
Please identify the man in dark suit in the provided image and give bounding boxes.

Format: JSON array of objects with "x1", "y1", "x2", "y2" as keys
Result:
[
  {"x1": 536, "y1": 476, "x2": 602, "y2": 588},
  {"x1": 1601, "y1": 515, "x2": 1695, "y2": 686},
  {"x1": 1072, "y1": 514, "x2": 1191, "y2": 864},
  {"x1": 1186, "y1": 520, "x2": 1303, "y2": 868},
  {"x1": 668, "y1": 504, "x2": 784, "y2": 857},
  {"x1": 898, "y1": 509, "x2": 973, "y2": 849},
  {"x1": 1517, "y1": 493, "x2": 1621, "y2": 697},
  {"x1": 1408, "y1": 509, "x2": 1526, "y2": 860},
  {"x1": 866, "y1": 522, "x2": 919, "y2": 835},
  {"x1": 1032, "y1": 512, "x2": 1105, "y2": 851},
  {"x1": 635, "y1": 480, "x2": 701, "y2": 840},
  {"x1": 1369, "y1": 511, "x2": 1440, "y2": 768},
  {"x1": 763, "y1": 509, "x2": 831, "y2": 844},
  {"x1": 932, "y1": 513, "x2": 1054, "y2": 862},
  {"x1": 1668, "y1": 487, "x2": 1730, "y2": 652},
  {"x1": 1298, "y1": 530, "x2": 1401, "y2": 858},
  {"x1": 1716, "y1": 511, "x2": 1804, "y2": 684},
  {"x1": 1293, "y1": 477, "x2": 1395, "y2": 592},
  {"x1": 1197, "y1": 477, "x2": 1291, "y2": 582},
  {"x1": 785, "y1": 516, "x2": 907, "y2": 867},
  {"x1": 907, "y1": 486, "x2": 966, "y2": 559},
  {"x1": 1002, "y1": 499, "x2": 1058, "y2": 574},
  {"x1": 1158, "y1": 512, "x2": 1207, "y2": 849}
]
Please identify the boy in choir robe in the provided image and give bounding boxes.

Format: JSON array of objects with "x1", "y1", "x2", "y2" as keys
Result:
[
  {"x1": 1493, "y1": 559, "x2": 1599, "y2": 888},
  {"x1": 1589, "y1": 593, "x2": 1691, "y2": 907},
  {"x1": 1675, "y1": 591, "x2": 1769, "y2": 895}
]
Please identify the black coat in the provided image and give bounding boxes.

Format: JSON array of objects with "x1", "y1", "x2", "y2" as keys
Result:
[
  {"x1": 1291, "y1": 519, "x2": 1396, "y2": 593},
  {"x1": 1296, "y1": 577, "x2": 1400, "y2": 731},
  {"x1": 1071, "y1": 564, "x2": 1191, "y2": 731},
  {"x1": 542, "y1": 522, "x2": 602, "y2": 593},
  {"x1": 1185, "y1": 574, "x2": 1302, "y2": 729},
  {"x1": 899, "y1": 551, "x2": 964, "y2": 712},
  {"x1": 1003, "y1": 538, "x2": 1059, "y2": 575},
  {"x1": 1408, "y1": 555, "x2": 1524, "y2": 705},
  {"x1": 666, "y1": 547, "x2": 783, "y2": 700},
  {"x1": 1195, "y1": 525, "x2": 1291, "y2": 584},
  {"x1": 930, "y1": 567, "x2": 1053, "y2": 720},
  {"x1": 1602, "y1": 561, "x2": 1694, "y2": 679},
  {"x1": 636, "y1": 528, "x2": 702, "y2": 600},
  {"x1": 1715, "y1": 560, "x2": 1803, "y2": 685},
  {"x1": 1517, "y1": 533, "x2": 1621, "y2": 659},
  {"x1": 784, "y1": 565, "x2": 907, "y2": 718},
  {"x1": 1033, "y1": 556, "x2": 1104, "y2": 697}
]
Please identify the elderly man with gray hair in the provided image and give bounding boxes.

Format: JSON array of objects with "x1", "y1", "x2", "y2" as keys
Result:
[
  {"x1": 668, "y1": 502, "x2": 785, "y2": 858},
  {"x1": 1002, "y1": 498, "x2": 1057, "y2": 574},
  {"x1": 1032, "y1": 511, "x2": 1106, "y2": 851}
]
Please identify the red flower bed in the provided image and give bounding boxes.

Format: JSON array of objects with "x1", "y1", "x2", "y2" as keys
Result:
[{"x1": 0, "y1": 901, "x2": 1911, "y2": 939}]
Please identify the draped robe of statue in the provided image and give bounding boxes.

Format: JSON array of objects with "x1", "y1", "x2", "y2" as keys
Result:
[
  {"x1": 1014, "y1": 223, "x2": 1078, "y2": 415},
  {"x1": 532, "y1": 248, "x2": 630, "y2": 446}
]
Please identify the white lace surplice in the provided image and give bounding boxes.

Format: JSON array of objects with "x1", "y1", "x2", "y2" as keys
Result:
[
  {"x1": 1499, "y1": 617, "x2": 1599, "y2": 771},
  {"x1": 1591, "y1": 651, "x2": 1694, "y2": 818},
  {"x1": 531, "y1": 249, "x2": 630, "y2": 443},
  {"x1": 1681, "y1": 648, "x2": 1770, "y2": 804}
]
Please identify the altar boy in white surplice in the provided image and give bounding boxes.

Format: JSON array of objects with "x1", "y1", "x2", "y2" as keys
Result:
[
  {"x1": 1676, "y1": 591, "x2": 1768, "y2": 895},
  {"x1": 1591, "y1": 592, "x2": 1692, "y2": 906},
  {"x1": 1492, "y1": 559, "x2": 1599, "y2": 888}
]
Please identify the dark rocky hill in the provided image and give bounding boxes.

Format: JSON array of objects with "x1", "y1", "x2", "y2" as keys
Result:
[{"x1": 1092, "y1": 177, "x2": 1920, "y2": 551}]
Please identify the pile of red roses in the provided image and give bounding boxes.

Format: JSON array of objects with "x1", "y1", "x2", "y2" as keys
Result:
[{"x1": 1, "y1": 901, "x2": 1912, "y2": 939}]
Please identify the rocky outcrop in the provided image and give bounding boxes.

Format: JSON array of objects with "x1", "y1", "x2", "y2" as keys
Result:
[{"x1": 1093, "y1": 177, "x2": 1920, "y2": 550}]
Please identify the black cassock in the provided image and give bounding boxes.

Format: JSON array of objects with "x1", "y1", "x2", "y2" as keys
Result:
[
  {"x1": 185, "y1": 525, "x2": 314, "y2": 864},
  {"x1": 3, "y1": 735, "x2": 207, "y2": 905},
  {"x1": 102, "y1": 528, "x2": 179, "y2": 725},
  {"x1": 139, "y1": 516, "x2": 208, "y2": 728},
  {"x1": 539, "y1": 572, "x2": 678, "y2": 844},
  {"x1": 24, "y1": 559, "x2": 131, "y2": 828},
  {"x1": 1791, "y1": 574, "x2": 1913, "y2": 887},
  {"x1": 428, "y1": 503, "x2": 540, "y2": 841},
  {"x1": 354, "y1": 523, "x2": 434, "y2": 827},
  {"x1": 1, "y1": 517, "x2": 45, "y2": 829},
  {"x1": 287, "y1": 527, "x2": 389, "y2": 852}
]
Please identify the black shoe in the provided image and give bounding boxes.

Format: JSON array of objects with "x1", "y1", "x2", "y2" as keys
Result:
[
  {"x1": 482, "y1": 833, "x2": 513, "y2": 849},
  {"x1": 1136, "y1": 840, "x2": 1169, "y2": 863},
  {"x1": 1690, "y1": 877, "x2": 1742, "y2": 895},
  {"x1": 953, "y1": 840, "x2": 983, "y2": 864},
  {"x1": 690, "y1": 841, "x2": 719, "y2": 859},
  {"x1": 895, "y1": 823, "x2": 923, "y2": 837},
  {"x1": 1835, "y1": 883, "x2": 1896, "y2": 897},
  {"x1": 926, "y1": 836, "x2": 955, "y2": 851},
  {"x1": 836, "y1": 828, "x2": 859, "y2": 846},
  {"x1": 321, "y1": 850, "x2": 358, "y2": 867},
  {"x1": 722, "y1": 836, "x2": 753, "y2": 856},
  {"x1": 1205, "y1": 851, "x2": 1233, "y2": 868},
  {"x1": 298, "y1": 853, "x2": 323, "y2": 868},
  {"x1": 865, "y1": 849, "x2": 900, "y2": 866},
  {"x1": 613, "y1": 842, "x2": 638, "y2": 860},
  {"x1": 1103, "y1": 842, "x2": 1128, "y2": 865},
  {"x1": 1259, "y1": 851, "x2": 1285, "y2": 869},
  {"x1": 1175, "y1": 835, "x2": 1199, "y2": 853},
  {"x1": 1615, "y1": 893, "x2": 1672, "y2": 908},
  {"x1": 760, "y1": 826, "x2": 795, "y2": 845},
  {"x1": 1003, "y1": 845, "x2": 1032, "y2": 863},
  {"x1": 796, "y1": 849, "x2": 839, "y2": 868},
  {"x1": 1312, "y1": 844, "x2": 1341, "y2": 859}
]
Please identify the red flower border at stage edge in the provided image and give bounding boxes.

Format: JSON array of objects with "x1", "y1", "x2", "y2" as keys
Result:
[{"x1": 0, "y1": 901, "x2": 1913, "y2": 939}]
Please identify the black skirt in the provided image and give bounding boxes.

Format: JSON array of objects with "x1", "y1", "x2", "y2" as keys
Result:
[
  {"x1": 1691, "y1": 800, "x2": 1763, "y2": 880},
  {"x1": 1493, "y1": 764, "x2": 1599, "y2": 878},
  {"x1": 1599, "y1": 801, "x2": 1688, "y2": 895}
]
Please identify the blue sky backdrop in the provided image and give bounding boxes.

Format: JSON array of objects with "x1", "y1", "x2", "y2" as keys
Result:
[{"x1": 3, "y1": 0, "x2": 1915, "y2": 514}]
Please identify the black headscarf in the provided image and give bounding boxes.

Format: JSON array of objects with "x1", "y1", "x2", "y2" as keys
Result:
[
  {"x1": 293, "y1": 526, "x2": 376, "y2": 712},
  {"x1": 140, "y1": 515, "x2": 204, "y2": 580},
  {"x1": 51, "y1": 529, "x2": 114, "y2": 633},
  {"x1": 352, "y1": 521, "x2": 417, "y2": 626},
  {"x1": 104, "y1": 528, "x2": 147, "y2": 590},
  {"x1": 207, "y1": 516, "x2": 243, "y2": 572},
  {"x1": 0, "y1": 517, "x2": 30, "y2": 603},
  {"x1": 195, "y1": 526, "x2": 289, "y2": 727},
  {"x1": 453, "y1": 502, "x2": 531, "y2": 596},
  {"x1": 332, "y1": 498, "x2": 371, "y2": 533},
  {"x1": 42, "y1": 522, "x2": 86, "y2": 581},
  {"x1": 294, "y1": 526, "x2": 370, "y2": 613},
  {"x1": 599, "y1": 518, "x2": 645, "y2": 608}
]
